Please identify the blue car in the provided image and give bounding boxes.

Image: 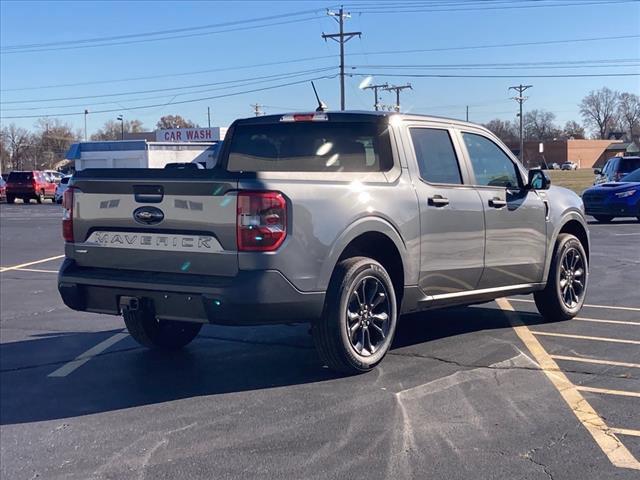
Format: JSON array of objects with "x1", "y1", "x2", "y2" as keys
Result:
[{"x1": 582, "y1": 168, "x2": 640, "y2": 223}]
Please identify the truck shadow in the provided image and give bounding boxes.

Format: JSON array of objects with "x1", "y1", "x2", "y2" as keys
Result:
[{"x1": 0, "y1": 305, "x2": 551, "y2": 425}]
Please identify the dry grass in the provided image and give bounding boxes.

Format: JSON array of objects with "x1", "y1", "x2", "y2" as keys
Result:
[{"x1": 547, "y1": 169, "x2": 596, "y2": 195}]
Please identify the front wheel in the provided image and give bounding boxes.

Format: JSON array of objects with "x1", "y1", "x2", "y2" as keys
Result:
[
  {"x1": 6, "y1": 195, "x2": 15, "y2": 204},
  {"x1": 123, "y1": 307, "x2": 202, "y2": 350},
  {"x1": 36, "y1": 191, "x2": 44, "y2": 204},
  {"x1": 312, "y1": 257, "x2": 397, "y2": 374},
  {"x1": 534, "y1": 233, "x2": 588, "y2": 321},
  {"x1": 593, "y1": 215, "x2": 613, "y2": 223}
]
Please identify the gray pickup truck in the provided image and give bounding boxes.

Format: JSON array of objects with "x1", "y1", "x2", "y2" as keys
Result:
[{"x1": 58, "y1": 111, "x2": 589, "y2": 374}]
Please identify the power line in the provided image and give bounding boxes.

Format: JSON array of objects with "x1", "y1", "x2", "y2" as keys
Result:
[
  {"x1": 0, "y1": 74, "x2": 338, "y2": 120},
  {"x1": 351, "y1": 71, "x2": 640, "y2": 78},
  {"x1": 348, "y1": 0, "x2": 638, "y2": 13},
  {"x1": 2, "y1": 34, "x2": 635, "y2": 93},
  {"x1": 0, "y1": 67, "x2": 337, "y2": 105},
  {"x1": 322, "y1": 7, "x2": 362, "y2": 110},
  {"x1": 382, "y1": 84, "x2": 413, "y2": 112}
]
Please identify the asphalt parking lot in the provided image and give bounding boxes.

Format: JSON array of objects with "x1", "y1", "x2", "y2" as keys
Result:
[{"x1": 1, "y1": 203, "x2": 638, "y2": 480}]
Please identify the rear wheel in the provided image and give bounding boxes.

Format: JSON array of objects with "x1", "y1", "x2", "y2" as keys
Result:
[
  {"x1": 36, "y1": 191, "x2": 44, "y2": 204},
  {"x1": 6, "y1": 195, "x2": 15, "y2": 204},
  {"x1": 123, "y1": 307, "x2": 202, "y2": 350},
  {"x1": 593, "y1": 215, "x2": 613, "y2": 223},
  {"x1": 534, "y1": 233, "x2": 588, "y2": 321},
  {"x1": 23, "y1": 197, "x2": 31, "y2": 204},
  {"x1": 312, "y1": 257, "x2": 397, "y2": 374}
]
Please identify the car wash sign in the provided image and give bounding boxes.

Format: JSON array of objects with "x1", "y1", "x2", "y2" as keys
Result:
[{"x1": 156, "y1": 127, "x2": 226, "y2": 142}]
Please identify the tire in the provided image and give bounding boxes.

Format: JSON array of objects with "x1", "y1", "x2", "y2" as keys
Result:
[
  {"x1": 23, "y1": 197, "x2": 31, "y2": 204},
  {"x1": 123, "y1": 307, "x2": 202, "y2": 350},
  {"x1": 312, "y1": 256, "x2": 398, "y2": 374},
  {"x1": 593, "y1": 215, "x2": 613, "y2": 223},
  {"x1": 534, "y1": 233, "x2": 588, "y2": 321},
  {"x1": 36, "y1": 191, "x2": 44, "y2": 204},
  {"x1": 6, "y1": 195, "x2": 15, "y2": 204}
]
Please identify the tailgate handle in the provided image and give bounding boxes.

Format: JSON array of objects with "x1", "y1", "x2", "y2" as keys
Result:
[{"x1": 133, "y1": 185, "x2": 164, "y2": 203}]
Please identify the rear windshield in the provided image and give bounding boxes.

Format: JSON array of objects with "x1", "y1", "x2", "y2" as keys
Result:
[
  {"x1": 60, "y1": 177, "x2": 70, "y2": 184},
  {"x1": 8, "y1": 172, "x2": 33, "y2": 182},
  {"x1": 619, "y1": 157, "x2": 640, "y2": 172},
  {"x1": 226, "y1": 122, "x2": 392, "y2": 172}
]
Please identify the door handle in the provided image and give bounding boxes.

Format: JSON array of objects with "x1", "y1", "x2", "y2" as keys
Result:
[
  {"x1": 428, "y1": 195, "x2": 450, "y2": 207},
  {"x1": 488, "y1": 197, "x2": 507, "y2": 208}
]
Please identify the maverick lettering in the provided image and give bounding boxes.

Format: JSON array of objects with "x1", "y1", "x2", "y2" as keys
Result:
[{"x1": 87, "y1": 232, "x2": 217, "y2": 252}]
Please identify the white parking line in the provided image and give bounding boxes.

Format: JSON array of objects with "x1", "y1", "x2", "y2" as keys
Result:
[
  {"x1": 48, "y1": 332, "x2": 129, "y2": 377},
  {"x1": 0, "y1": 254, "x2": 64, "y2": 273},
  {"x1": 574, "y1": 317, "x2": 640, "y2": 326},
  {"x1": 551, "y1": 355, "x2": 640, "y2": 369},
  {"x1": 576, "y1": 386, "x2": 640, "y2": 398},
  {"x1": 11, "y1": 268, "x2": 59, "y2": 274},
  {"x1": 508, "y1": 298, "x2": 640, "y2": 312},
  {"x1": 531, "y1": 331, "x2": 640, "y2": 345},
  {"x1": 614, "y1": 233, "x2": 640, "y2": 236}
]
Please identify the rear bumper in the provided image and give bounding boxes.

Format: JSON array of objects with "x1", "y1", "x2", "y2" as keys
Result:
[{"x1": 58, "y1": 259, "x2": 325, "y2": 325}]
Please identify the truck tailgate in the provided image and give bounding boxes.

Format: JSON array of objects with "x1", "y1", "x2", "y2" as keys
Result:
[{"x1": 69, "y1": 169, "x2": 238, "y2": 276}]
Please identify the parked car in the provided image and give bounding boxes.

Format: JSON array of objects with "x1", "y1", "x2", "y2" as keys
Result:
[
  {"x1": 44, "y1": 170, "x2": 64, "y2": 184},
  {"x1": 594, "y1": 156, "x2": 640, "y2": 184},
  {"x1": 54, "y1": 175, "x2": 72, "y2": 203},
  {"x1": 58, "y1": 111, "x2": 589, "y2": 374},
  {"x1": 561, "y1": 161, "x2": 578, "y2": 170},
  {"x1": 548, "y1": 162, "x2": 560, "y2": 170},
  {"x1": 6, "y1": 170, "x2": 57, "y2": 204},
  {"x1": 583, "y1": 168, "x2": 640, "y2": 223},
  {"x1": 0, "y1": 177, "x2": 6, "y2": 202}
]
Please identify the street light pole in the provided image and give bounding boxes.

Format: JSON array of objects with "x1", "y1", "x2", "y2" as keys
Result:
[
  {"x1": 84, "y1": 109, "x2": 89, "y2": 141},
  {"x1": 117, "y1": 115, "x2": 124, "y2": 140}
]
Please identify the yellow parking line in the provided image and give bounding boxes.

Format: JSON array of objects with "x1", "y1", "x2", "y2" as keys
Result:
[
  {"x1": 574, "y1": 317, "x2": 640, "y2": 326},
  {"x1": 508, "y1": 298, "x2": 640, "y2": 313},
  {"x1": 496, "y1": 298, "x2": 640, "y2": 471},
  {"x1": 611, "y1": 428, "x2": 640, "y2": 437},
  {"x1": 0, "y1": 254, "x2": 64, "y2": 273},
  {"x1": 551, "y1": 355, "x2": 640, "y2": 369},
  {"x1": 531, "y1": 331, "x2": 640, "y2": 345},
  {"x1": 576, "y1": 386, "x2": 640, "y2": 398}
]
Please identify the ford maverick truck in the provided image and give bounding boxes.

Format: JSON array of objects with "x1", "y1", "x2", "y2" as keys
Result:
[{"x1": 58, "y1": 111, "x2": 589, "y2": 374}]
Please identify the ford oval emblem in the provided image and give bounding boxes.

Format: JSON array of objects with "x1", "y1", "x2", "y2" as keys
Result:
[{"x1": 133, "y1": 206, "x2": 164, "y2": 225}]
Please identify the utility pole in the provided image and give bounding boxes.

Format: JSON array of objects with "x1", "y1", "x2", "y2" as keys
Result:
[
  {"x1": 509, "y1": 84, "x2": 533, "y2": 163},
  {"x1": 251, "y1": 103, "x2": 264, "y2": 117},
  {"x1": 84, "y1": 109, "x2": 89, "y2": 141},
  {"x1": 207, "y1": 107, "x2": 211, "y2": 128},
  {"x1": 466, "y1": 105, "x2": 469, "y2": 122},
  {"x1": 383, "y1": 84, "x2": 412, "y2": 112},
  {"x1": 322, "y1": 7, "x2": 361, "y2": 110},
  {"x1": 363, "y1": 83, "x2": 388, "y2": 111}
]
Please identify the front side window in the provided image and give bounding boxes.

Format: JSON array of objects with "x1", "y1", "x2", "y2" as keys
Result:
[
  {"x1": 410, "y1": 128, "x2": 463, "y2": 185},
  {"x1": 462, "y1": 133, "x2": 520, "y2": 188}
]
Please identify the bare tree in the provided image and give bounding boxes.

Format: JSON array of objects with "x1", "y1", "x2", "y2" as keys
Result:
[
  {"x1": 90, "y1": 119, "x2": 145, "y2": 141},
  {"x1": 580, "y1": 87, "x2": 619, "y2": 139},
  {"x1": 562, "y1": 120, "x2": 585, "y2": 139},
  {"x1": 156, "y1": 115, "x2": 197, "y2": 129},
  {"x1": 33, "y1": 118, "x2": 78, "y2": 169},
  {"x1": 617, "y1": 92, "x2": 640, "y2": 141},
  {"x1": 523, "y1": 109, "x2": 560, "y2": 141},
  {"x1": 483, "y1": 119, "x2": 519, "y2": 144},
  {"x1": 1, "y1": 124, "x2": 33, "y2": 171}
]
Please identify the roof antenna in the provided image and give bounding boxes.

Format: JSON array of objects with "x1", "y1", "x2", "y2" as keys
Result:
[{"x1": 311, "y1": 81, "x2": 328, "y2": 112}]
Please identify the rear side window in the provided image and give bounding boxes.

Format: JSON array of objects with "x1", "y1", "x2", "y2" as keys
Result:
[
  {"x1": 619, "y1": 157, "x2": 640, "y2": 173},
  {"x1": 226, "y1": 122, "x2": 392, "y2": 172},
  {"x1": 410, "y1": 128, "x2": 462, "y2": 184},
  {"x1": 8, "y1": 172, "x2": 33, "y2": 182},
  {"x1": 60, "y1": 177, "x2": 70, "y2": 185},
  {"x1": 462, "y1": 133, "x2": 521, "y2": 188}
]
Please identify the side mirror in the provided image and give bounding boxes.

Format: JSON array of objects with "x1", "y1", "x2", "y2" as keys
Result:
[
  {"x1": 593, "y1": 168, "x2": 601, "y2": 175},
  {"x1": 528, "y1": 168, "x2": 551, "y2": 190}
]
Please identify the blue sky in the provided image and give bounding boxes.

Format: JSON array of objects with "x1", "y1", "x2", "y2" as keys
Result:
[{"x1": 1, "y1": 0, "x2": 639, "y2": 135}]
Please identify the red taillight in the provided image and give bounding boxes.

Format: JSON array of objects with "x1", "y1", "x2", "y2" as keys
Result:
[
  {"x1": 237, "y1": 191, "x2": 287, "y2": 251},
  {"x1": 62, "y1": 187, "x2": 75, "y2": 242}
]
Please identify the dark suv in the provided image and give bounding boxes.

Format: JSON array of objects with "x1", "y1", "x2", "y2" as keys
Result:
[
  {"x1": 6, "y1": 170, "x2": 56, "y2": 204},
  {"x1": 594, "y1": 156, "x2": 640, "y2": 184}
]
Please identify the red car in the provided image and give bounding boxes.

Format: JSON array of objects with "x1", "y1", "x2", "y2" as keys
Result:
[
  {"x1": 6, "y1": 171, "x2": 57, "y2": 204},
  {"x1": 0, "y1": 177, "x2": 6, "y2": 202}
]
